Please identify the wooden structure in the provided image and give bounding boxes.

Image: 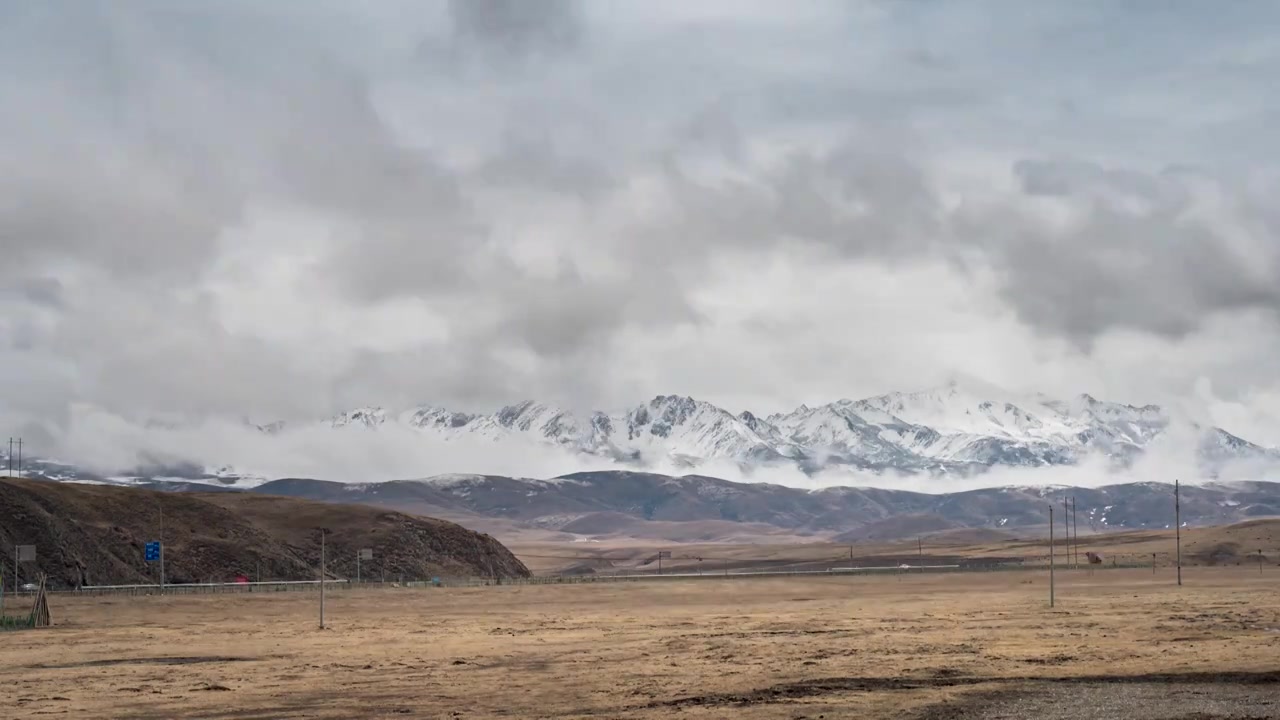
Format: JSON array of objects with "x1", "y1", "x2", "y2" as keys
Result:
[
  {"x1": 0, "y1": 573, "x2": 50, "y2": 631},
  {"x1": 29, "y1": 573, "x2": 51, "y2": 628}
]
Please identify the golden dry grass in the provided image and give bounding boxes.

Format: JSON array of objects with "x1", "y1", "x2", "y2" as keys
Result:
[
  {"x1": 2, "y1": 568, "x2": 1278, "y2": 719},
  {"x1": 510, "y1": 518, "x2": 1280, "y2": 575}
]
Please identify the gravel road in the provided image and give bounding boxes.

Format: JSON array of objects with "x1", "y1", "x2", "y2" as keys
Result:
[{"x1": 917, "y1": 681, "x2": 1280, "y2": 720}]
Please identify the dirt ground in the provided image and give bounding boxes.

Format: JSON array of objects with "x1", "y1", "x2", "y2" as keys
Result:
[{"x1": 2, "y1": 568, "x2": 1278, "y2": 719}]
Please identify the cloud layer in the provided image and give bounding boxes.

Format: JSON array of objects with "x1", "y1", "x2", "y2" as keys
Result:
[{"x1": 3, "y1": 1, "x2": 1280, "y2": 480}]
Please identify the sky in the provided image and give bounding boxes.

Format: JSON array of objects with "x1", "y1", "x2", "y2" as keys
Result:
[{"x1": 2, "y1": 1, "x2": 1280, "y2": 480}]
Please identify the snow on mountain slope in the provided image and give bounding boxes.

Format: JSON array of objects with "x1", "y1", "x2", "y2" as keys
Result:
[
  {"x1": 237, "y1": 384, "x2": 1278, "y2": 478},
  {"x1": 408, "y1": 396, "x2": 789, "y2": 466}
]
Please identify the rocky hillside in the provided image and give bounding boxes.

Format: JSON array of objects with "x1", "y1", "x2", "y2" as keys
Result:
[
  {"x1": 0, "y1": 477, "x2": 529, "y2": 590},
  {"x1": 249, "y1": 472, "x2": 1280, "y2": 540}
]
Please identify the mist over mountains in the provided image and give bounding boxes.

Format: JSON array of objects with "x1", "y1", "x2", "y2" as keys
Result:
[
  {"x1": 10, "y1": 383, "x2": 1280, "y2": 542},
  {"x1": 252, "y1": 383, "x2": 1277, "y2": 480},
  {"x1": 16, "y1": 383, "x2": 1278, "y2": 491}
]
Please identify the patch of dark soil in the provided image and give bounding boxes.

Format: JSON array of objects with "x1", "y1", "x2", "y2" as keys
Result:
[
  {"x1": 913, "y1": 681, "x2": 1280, "y2": 720},
  {"x1": 638, "y1": 671, "x2": 1280, "y2": 711},
  {"x1": 29, "y1": 655, "x2": 256, "y2": 669}
]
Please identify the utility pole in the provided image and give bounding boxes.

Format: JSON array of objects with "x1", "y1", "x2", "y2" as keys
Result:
[
  {"x1": 16, "y1": 438, "x2": 21, "y2": 478},
  {"x1": 1062, "y1": 496, "x2": 1070, "y2": 569},
  {"x1": 1064, "y1": 491, "x2": 1075, "y2": 566},
  {"x1": 1049, "y1": 505, "x2": 1055, "y2": 608},
  {"x1": 7, "y1": 438, "x2": 11, "y2": 476},
  {"x1": 918, "y1": 536, "x2": 923, "y2": 563},
  {"x1": 849, "y1": 545, "x2": 854, "y2": 567},
  {"x1": 1175, "y1": 479, "x2": 1182, "y2": 587},
  {"x1": 319, "y1": 530, "x2": 326, "y2": 629},
  {"x1": 159, "y1": 500, "x2": 166, "y2": 591}
]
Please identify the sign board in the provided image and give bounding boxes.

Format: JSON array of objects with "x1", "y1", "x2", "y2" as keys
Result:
[
  {"x1": 359, "y1": 548, "x2": 374, "y2": 561},
  {"x1": 16, "y1": 545, "x2": 35, "y2": 562},
  {"x1": 657, "y1": 551, "x2": 671, "y2": 559},
  {"x1": 144, "y1": 541, "x2": 161, "y2": 562}
]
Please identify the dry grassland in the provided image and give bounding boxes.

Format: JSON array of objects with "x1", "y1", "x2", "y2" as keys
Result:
[
  {"x1": 510, "y1": 518, "x2": 1280, "y2": 575},
  {"x1": 2, "y1": 568, "x2": 1279, "y2": 719}
]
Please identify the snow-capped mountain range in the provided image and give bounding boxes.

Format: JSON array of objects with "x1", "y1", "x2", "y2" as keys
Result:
[{"x1": 253, "y1": 383, "x2": 1278, "y2": 477}]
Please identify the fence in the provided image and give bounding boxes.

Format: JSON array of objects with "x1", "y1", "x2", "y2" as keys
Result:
[
  {"x1": 72, "y1": 579, "x2": 350, "y2": 597},
  {"x1": 54, "y1": 559, "x2": 1169, "y2": 598},
  {"x1": 43, "y1": 549, "x2": 1269, "y2": 599}
]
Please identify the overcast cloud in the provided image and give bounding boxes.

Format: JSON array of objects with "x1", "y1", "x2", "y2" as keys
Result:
[{"x1": 3, "y1": 1, "x2": 1280, "y2": 480}]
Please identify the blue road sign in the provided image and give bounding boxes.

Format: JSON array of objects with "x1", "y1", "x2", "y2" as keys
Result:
[{"x1": 145, "y1": 541, "x2": 161, "y2": 562}]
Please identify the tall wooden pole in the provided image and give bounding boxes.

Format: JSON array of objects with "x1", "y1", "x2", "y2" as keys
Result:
[
  {"x1": 319, "y1": 530, "x2": 326, "y2": 629},
  {"x1": 1175, "y1": 480, "x2": 1182, "y2": 587},
  {"x1": 159, "y1": 501, "x2": 165, "y2": 591},
  {"x1": 1062, "y1": 496, "x2": 1070, "y2": 569},
  {"x1": 1049, "y1": 506, "x2": 1055, "y2": 607}
]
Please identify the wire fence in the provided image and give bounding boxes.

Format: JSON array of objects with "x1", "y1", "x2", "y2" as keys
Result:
[
  {"x1": 49, "y1": 554, "x2": 1262, "y2": 599},
  {"x1": 6, "y1": 545, "x2": 1268, "y2": 601}
]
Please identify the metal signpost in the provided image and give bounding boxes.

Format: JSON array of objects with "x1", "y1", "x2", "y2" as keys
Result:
[
  {"x1": 15, "y1": 545, "x2": 35, "y2": 593},
  {"x1": 145, "y1": 540, "x2": 161, "y2": 587},
  {"x1": 657, "y1": 550, "x2": 671, "y2": 575},
  {"x1": 358, "y1": 548, "x2": 373, "y2": 583}
]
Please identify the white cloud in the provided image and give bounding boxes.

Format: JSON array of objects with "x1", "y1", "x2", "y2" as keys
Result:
[{"x1": 3, "y1": 1, "x2": 1280, "y2": 483}]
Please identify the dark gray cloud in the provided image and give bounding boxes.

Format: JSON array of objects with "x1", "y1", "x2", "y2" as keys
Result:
[
  {"x1": 985, "y1": 160, "x2": 1280, "y2": 340},
  {"x1": 448, "y1": 0, "x2": 583, "y2": 61}
]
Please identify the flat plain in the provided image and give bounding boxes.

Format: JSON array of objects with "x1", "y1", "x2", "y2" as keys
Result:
[{"x1": 2, "y1": 568, "x2": 1279, "y2": 719}]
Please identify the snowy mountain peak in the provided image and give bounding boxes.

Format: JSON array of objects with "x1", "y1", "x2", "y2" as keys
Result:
[
  {"x1": 407, "y1": 405, "x2": 477, "y2": 430},
  {"x1": 330, "y1": 407, "x2": 387, "y2": 429},
  {"x1": 266, "y1": 386, "x2": 1276, "y2": 478}
]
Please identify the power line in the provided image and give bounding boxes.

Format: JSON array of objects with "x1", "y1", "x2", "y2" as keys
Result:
[
  {"x1": 1175, "y1": 479, "x2": 1182, "y2": 586},
  {"x1": 1072, "y1": 495, "x2": 1079, "y2": 569},
  {"x1": 6, "y1": 437, "x2": 24, "y2": 478}
]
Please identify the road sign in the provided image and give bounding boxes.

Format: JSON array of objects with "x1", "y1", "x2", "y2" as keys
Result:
[
  {"x1": 144, "y1": 541, "x2": 161, "y2": 562},
  {"x1": 16, "y1": 545, "x2": 35, "y2": 562},
  {"x1": 359, "y1": 548, "x2": 374, "y2": 561},
  {"x1": 657, "y1": 551, "x2": 671, "y2": 559}
]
